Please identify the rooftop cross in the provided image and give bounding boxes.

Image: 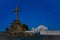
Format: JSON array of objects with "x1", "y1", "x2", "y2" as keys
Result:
[{"x1": 12, "y1": 5, "x2": 21, "y2": 20}]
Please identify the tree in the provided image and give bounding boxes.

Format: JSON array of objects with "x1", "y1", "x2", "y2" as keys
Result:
[
  {"x1": 23, "y1": 24, "x2": 29, "y2": 30},
  {"x1": 6, "y1": 28, "x2": 9, "y2": 32}
]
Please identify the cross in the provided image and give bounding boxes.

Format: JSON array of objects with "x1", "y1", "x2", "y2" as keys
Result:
[{"x1": 12, "y1": 5, "x2": 21, "y2": 20}]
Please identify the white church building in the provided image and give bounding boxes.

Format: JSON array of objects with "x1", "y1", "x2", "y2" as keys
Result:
[{"x1": 25, "y1": 25, "x2": 60, "y2": 35}]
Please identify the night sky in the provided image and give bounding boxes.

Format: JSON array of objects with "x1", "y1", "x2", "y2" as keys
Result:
[{"x1": 0, "y1": 0, "x2": 60, "y2": 31}]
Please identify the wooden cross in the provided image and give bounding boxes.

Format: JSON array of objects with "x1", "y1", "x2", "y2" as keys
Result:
[{"x1": 12, "y1": 5, "x2": 21, "y2": 20}]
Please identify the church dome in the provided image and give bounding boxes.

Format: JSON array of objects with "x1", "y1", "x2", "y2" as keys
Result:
[{"x1": 37, "y1": 25, "x2": 48, "y2": 30}]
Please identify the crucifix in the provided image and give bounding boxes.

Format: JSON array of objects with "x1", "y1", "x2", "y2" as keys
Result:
[{"x1": 12, "y1": 5, "x2": 21, "y2": 20}]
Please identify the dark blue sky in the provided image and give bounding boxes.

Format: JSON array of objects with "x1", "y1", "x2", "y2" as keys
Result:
[{"x1": 0, "y1": 0, "x2": 60, "y2": 31}]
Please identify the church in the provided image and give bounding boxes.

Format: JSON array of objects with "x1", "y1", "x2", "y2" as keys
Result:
[
  {"x1": 5, "y1": 5, "x2": 30, "y2": 36},
  {"x1": 0, "y1": 5, "x2": 60, "y2": 40}
]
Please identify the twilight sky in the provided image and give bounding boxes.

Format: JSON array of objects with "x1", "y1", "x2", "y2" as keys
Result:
[{"x1": 0, "y1": 0, "x2": 60, "y2": 31}]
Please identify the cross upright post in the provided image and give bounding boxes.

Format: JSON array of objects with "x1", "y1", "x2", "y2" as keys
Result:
[{"x1": 12, "y1": 5, "x2": 21, "y2": 20}]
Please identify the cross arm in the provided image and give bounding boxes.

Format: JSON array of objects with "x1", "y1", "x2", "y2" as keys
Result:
[{"x1": 12, "y1": 9, "x2": 21, "y2": 12}]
